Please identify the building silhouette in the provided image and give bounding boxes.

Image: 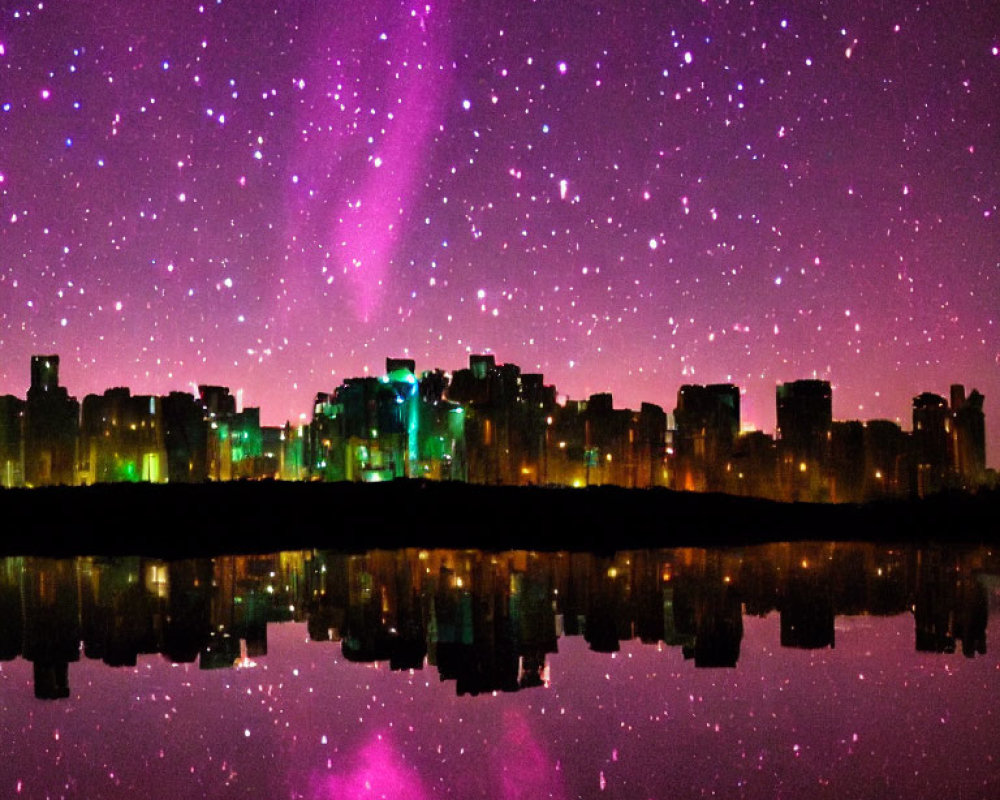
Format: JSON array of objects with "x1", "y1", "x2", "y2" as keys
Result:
[
  {"x1": 672, "y1": 383, "x2": 740, "y2": 492},
  {"x1": 2, "y1": 354, "x2": 992, "y2": 499},
  {"x1": 23, "y1": 356, "x2": 80, "y2": 486},
  {"x1": 776, "y1": 380, "x2": 832, "y2": 501},
  {"x1": 2, "y1": 543, "x2": 996, "y2": 699},
  {"x1": 951, "y1": 385, "x2": 986, "y2": 489}
]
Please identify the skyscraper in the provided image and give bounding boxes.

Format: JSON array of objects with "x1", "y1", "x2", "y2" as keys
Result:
[
  {"x1": 24, "y1": 356, "x2": 79, "y2": 486},
  {"x1": 775, "y1": 380, "x2": 832, "y2": 501}
]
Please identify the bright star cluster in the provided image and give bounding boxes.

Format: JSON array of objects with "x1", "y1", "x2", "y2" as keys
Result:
[{"x1": 1, "y1": 1, "x2": 997, "y2": 453}]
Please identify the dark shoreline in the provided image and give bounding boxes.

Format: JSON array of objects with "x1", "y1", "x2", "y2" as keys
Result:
[{"x1": 1, "y1": 480, "x2": 997, "y2": 558}]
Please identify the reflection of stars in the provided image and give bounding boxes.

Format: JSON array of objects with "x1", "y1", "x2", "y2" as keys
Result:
[
  {"x1": 0, "y1": 1, "x2": 997, "y2": 458},
  {"x1": 4, "y1": 611, "x2": 1000, "y2": 799}
]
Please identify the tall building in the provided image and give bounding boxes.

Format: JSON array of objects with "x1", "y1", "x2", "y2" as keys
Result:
[
  {"x1": 911, "y1": 385, "x2": 987, "y2": 496},
  {"x1": 912, "y1": 392, "x2": 951, "y2": 496},
  {"x1": 950, "y1": 385, "x2": 986, "y2": 488},
  {"x1": 446, "y1": 355, "x2": 555, "y2": 485},
  {"x1": 23, "y1": 356, "x2": 79, "y2": 486},
  {"x1": 862, "y1": 420, "x2": 910, "y2": 499},
  {"x1": 829, "y1": 421, "x2": 865, "y2": 503},
  {"x1": 672, "y1": 383, "x2": 740, "y2": 492},
  {"x1": 0, "y1": 395, "x2": 25, "y2": 488},
  {"x1": 79, "y1": 388, "x2": 166, "y2": 484},
  {"x1": 775, "y1": 380, "x2": 832, "y2": 500},
  {"x1": 198, "y1": 385, "x2": 238, "y2": 481},
  {"x1": 776, "y1": 380, "x2": 832, "y2": 458},
  {"x1": 162, "y1": 392, "x2": 209, "y2": 483}
]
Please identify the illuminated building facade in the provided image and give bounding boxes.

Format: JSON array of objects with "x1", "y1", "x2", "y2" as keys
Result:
[
  {"x1": 79, "y1": 388, "x2": 166, "y2": 484},
  {"x1": 0, "y1": 394, "x2": 25, "y2": 488},
  {"x1": 446, "y1": 355, "x2": 554, "y2": 485},
  {"x1": 672, "y1": 383, "x2": 740, "y2": 493},
  {"x1": 3, "y1": 354, "x2": 993, "y2": 500}
]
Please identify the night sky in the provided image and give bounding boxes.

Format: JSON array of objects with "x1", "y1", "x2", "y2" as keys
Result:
[{"x1": 1, "y1": 1, "x2": 998, "y2": 457}]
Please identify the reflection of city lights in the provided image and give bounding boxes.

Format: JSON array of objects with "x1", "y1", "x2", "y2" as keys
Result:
[
  {"x1": 801, "y1": 559, "x2": 809, "y2": 569},
  {"x1": 799, "y1": 462, "x2": 807, "y2": 472},
  {"x1": 607, "y1": 567, "x2": 618, "y2": 578},
  {"x1": 236, "y1": 640, "x2": 257, "y2": 669},
  {"x1": 875, "y1": 470, "x2": 883, "y2": 479}
]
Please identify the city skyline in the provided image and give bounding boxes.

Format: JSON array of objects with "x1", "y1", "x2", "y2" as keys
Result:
[
  {"x1": 1, "y1": 351, "x2": 991, "y2": 500},
  {"x1": 1, "y1": 2, "x2": 998, "y2": 454}
]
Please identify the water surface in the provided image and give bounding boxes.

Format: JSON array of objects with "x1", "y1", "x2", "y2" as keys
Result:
[{"x1": 1, "y1": 544, "x2": 997, "y2": 799}]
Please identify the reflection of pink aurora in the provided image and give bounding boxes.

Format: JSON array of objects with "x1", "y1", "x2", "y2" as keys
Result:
[
  {"x1": 493, "y1": 709, "x2": 568, "y2": 800},
  {"x1": 309, "y1": 711, "x2": 567, "y2": 800},
  {"x1": 310, "y1": 734, "x2": 431, "y2": 800}
]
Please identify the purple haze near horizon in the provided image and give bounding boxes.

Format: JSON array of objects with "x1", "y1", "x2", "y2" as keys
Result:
[
  {"x1": 1, "y1": 614, "x2": 998, "y2": 799},
  {"x1": 1, "y1": 1, "x2": 998, "y2": 457}
]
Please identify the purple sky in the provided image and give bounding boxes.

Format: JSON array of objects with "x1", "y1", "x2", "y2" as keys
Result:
[
  {"x1": 2, "y1": 613, "x2": 998, "y2": 799},
  {"x1": 1, "y1": 1, "x2": 997, "y2": 459}
]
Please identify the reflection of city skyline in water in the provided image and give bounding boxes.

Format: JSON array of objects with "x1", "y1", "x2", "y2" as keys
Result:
[
  {"x1": 1, "y1": 543, "x2": 999, "y2": 799},
  {"x1": 2, "y1": 543, "x2": 996, "y2": 699}
]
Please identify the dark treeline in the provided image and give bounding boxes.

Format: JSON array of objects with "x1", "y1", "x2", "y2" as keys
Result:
[{"x1": 2, "y1": 480, "x2": 1000, "y2": 559}]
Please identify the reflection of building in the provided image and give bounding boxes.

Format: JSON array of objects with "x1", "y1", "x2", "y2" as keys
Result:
[
  {"x1": 0, "y1": 557, "x2": 24, "y2": 661},
  {"x1": 163, "y1": 559, "x2": 213, "y2": 663},
  {"x1": 780, "y1": 557, "x2": 834, "y2": 649},
  {"x1": 79, "y1": 557, "x2": 162, "y2": 666},
  {"x1": 2, "y1": 543, "x2": 996, "y2": 699},
  {"x1": 22, "y1": 558, "x2": 81, "y2": 699}
]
